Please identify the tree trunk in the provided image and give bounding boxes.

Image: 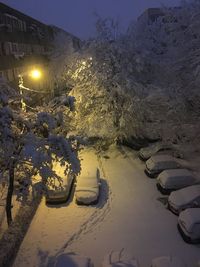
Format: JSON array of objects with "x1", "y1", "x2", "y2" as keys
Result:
[{"x1": 6, "y1": 159, "x2": 15, "y2": 226}]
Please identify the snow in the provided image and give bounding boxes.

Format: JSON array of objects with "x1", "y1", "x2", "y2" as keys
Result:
[
  {"x1": 178, "y1": 208, "x2": 200, "y2": 233},
  {"x1": 102, "y1": 250, "x2": 139, "y2": 267},
  {"x1": 157, "y1": 169, "x2": 196, "y2": 189},
  {"x1": 146, "y1": 155, "x2": 180, "y2": 172},
  {"x1": 13, "y1": 146, "x2": 200, "y2": 267},
  {"x1": 139, "y1": 143, "x2": 171, "y2": 160},
  {"x1": 75, "y1": 178, "x2": 99, "y2": 205},
  {"x1": 54, "y1": 252, "x2": 92, "y2": 267},
  {"x1": 75, "y1": 164, "x2": 99, "y2": 205},
  {"x1": 151, "y1": 256, "x2": 186, "y2": 267},
  {"x1": 75, "y1": 151, "x2": 99, "y2": 204},
  {"x1": 168, "y1": 185, "x2": 200, "y2": 209},
  {"x1": 0, "y1": 182, "x2": 21, "y2": 238},
  {"x1": 45, "y1": 159, "x2": 74, "y2": 204}
]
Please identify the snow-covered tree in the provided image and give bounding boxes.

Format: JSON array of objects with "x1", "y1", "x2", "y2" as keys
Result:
[
  {"x1": 48, "y1": 26, "x2": 81, "y2": 96},
  {"x1": 0, "y1": 79, "x2": 80, "y2": 225},
  {"x1": 48, "y1": 3, "x2": 200, "y2": 151}
]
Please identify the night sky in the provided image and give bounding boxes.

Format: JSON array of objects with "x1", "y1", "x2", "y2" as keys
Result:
[{"x1": 1, "y1": 0, "x2": 180, "y2": 39}]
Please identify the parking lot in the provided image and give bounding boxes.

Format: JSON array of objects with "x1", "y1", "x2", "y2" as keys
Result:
[{"x1": 13, "y1": 146, "x2": 200, "y2": 267}]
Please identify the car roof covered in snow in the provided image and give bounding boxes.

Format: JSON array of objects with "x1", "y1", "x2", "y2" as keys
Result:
[
  {"x1": 140, "y1": 142, "x2": 163, "y2": 154},
  {"x1": 76, "y1": 176, "x2": 99, "y2": 191},
  {"x1": 157, "y1": 169, "x2": 195, "y2": 185},
  {"x1": 146, "y1": 155, "x2": 180, "y2": 171},
  {"x1": 159, "y1": 169, "x2": 192, "y2": 178},
  {"x1": 178, "y1": 208, "x2": 200, "y2": 231},
  {"x1": 150, "y1": 154, "x2": 177, "y2": 163},
  {"x1": 169, "y1": 185, "x2": 200, "y2": 206}
]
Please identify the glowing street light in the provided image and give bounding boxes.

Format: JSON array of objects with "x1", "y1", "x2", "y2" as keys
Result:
[
  {"x1": 30, "y1": 69, "x2": 42, "y2": 80},
  {"x1": 18, "y1": 68, "x2": 42, "y2": 112}
]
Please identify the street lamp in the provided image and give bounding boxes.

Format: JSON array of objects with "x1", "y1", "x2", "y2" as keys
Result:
[
  {"x1": 18, "y1": 68, "x2": 42, "y2": 112},
  {"x1": 30, "y1": 69, "x2": 42, "y2": 80}
]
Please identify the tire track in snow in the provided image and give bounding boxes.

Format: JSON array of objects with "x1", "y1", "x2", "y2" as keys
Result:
[
  {"x1": 97, "y1": 152, "x2": 114, "y2": 204},
  {"x1": 58, "y1": 153, "x2": 113, "y2": 252}
]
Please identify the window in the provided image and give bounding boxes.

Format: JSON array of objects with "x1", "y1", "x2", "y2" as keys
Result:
[
  {"x1": 12, "y1": 18, "x2": 20, "y2": 30},
  {"x1": 4, "y1": 42, "x2": 12, "y2": 55},
  {"x1": 5, "y1": 14, "x2": 11, "y2": 25},
  {"x1": 11, "y1": 43, "x2": 18, "y2": 53},
  {"x1": 23, "y1": 21, "x2": 26, "y2": 32},
  {"x1": 0, "y1": 13, "x2": 4, "y2": 24}
]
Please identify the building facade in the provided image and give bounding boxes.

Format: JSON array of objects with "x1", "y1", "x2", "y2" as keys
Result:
[
  {"x1": 0, "y1": 2, "x2": 55, "y2": 84},
  {"x1": 137, "y1": 8, "x2": 165, "y2": 25},
  {"x1": 137, "y1": 7, "x2": 181, "y2": 25},
  {"x1": 0, "y1": 1, "x2": 81, "y2": 106}
]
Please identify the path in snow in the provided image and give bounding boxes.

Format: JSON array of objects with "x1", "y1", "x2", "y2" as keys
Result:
[{"x1": 13, "y1": 146, "x2": 200, "y2": 267}]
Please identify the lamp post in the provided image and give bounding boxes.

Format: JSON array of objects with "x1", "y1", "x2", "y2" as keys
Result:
[
  {"x1": 18, "y1": 69, "x2": 42, "y2": 112},
  {"x1": 18, "y1": 74, "x2": 26, "y2": 112}
]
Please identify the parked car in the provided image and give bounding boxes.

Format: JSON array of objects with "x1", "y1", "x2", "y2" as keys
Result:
[
  {"x1": 178, "y1": 208, "x2": 200, "y2": 244},
  {"x1": 75, "y1": 168, "x2": 101, "y2": 205},
  {"x1": 46, "y1": 172, "x2": 74, "y2": 204},
  {"x1": 145, "y1": 155, "x2": 180, "y2": 178},
  {"x1": 168, "y1": 185, "x2": 200, "y2": 215},
  {"x1": 45, "y1": 159, "x2": 75, "y2": 204},
  {"x1": 139, "y1": 142, "x2": 171, "y2": 161},
  {"x1": 151, "y1": 256, "x2": 186, "y2": 267},
  {"x1": 54, "y1": 252, "x2": 93, "y2": 267},
  {"x1": 102, "y1": 250, "x2": 139, "y2": 267},
  {"x1": 156, "y1": 169, "x2": 197, "y2": 195}
]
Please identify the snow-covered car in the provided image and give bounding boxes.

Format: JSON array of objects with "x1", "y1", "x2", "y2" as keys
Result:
[
  {"x1": 151, "y1": 256, "x2": 186, "y2": 267},
  {"x1": 45, "y1": 158, "x2": 75, "y2": 204},
  {"x1": 145, "y1": 155, "x2": 180, "y2": 178},
  {"x1": 102, "y1": 250, "x2": 139, "y2": 267},
  {"x1": 156, "y1": 169, "x2": 197, "y2": 195},
  {"x1": 46, "y1": 172, "x2": 74, "y2": 204},
  {"x1": 139, "y1": 142, "x2": 171, "y2": 161},
  {"x1": 178, "y1": 208, "x2": 200, "y2": 244},
  {"x1": 54, "y1": 252, "x2": 93, "y2": 267},
  {"x1": 75, "y1": 168, "x2": 101, "y2": 205},
  {"x1": 168, "y1": 185, "x2": 200, "y2": 215}
]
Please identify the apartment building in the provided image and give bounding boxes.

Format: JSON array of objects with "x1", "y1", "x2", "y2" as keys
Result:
[
  {"x1": 137, "y1": 7, "x2": 181, "y2": 25},
  {"x1": 0, "y1": 2, "x2": 55, "y2": 84},
  {"x1": 137, "y1": 8, "x2": 164, "y2": 25},
  {"x1": 0, "y1": 1, "x2": 81, "y2": 101}
]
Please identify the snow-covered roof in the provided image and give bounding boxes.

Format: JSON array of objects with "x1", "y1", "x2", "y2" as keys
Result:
[
  {"x1": 75, "y1": 173, "x2": 99, "y2": 204},
  {"x1": 151, "y1": 155, "x2": 177, "y2": 162},
  {"x1": 146, "y1": 155, "x2": 179, "y2": 171},
  {"x1": 169, "y1": 185, "x2": 200, "y2": 206},
  {"x1": 157, "y1": 169, "x2": 195, "y2": 188},
  {"x1": 178, "y1": 208, "x2": 200, "y2": 232},
  {"x1": 76, "y1": 176, "x2": 99, "y2": 191}
]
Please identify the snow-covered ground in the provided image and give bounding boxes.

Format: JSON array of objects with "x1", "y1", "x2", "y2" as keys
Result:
[
  {"x1": 0, "y1": 184, "x2": 21, "y2": 239},
  {"x1": 13, "y1": 146, "x2": 200, "y2": 267}
]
